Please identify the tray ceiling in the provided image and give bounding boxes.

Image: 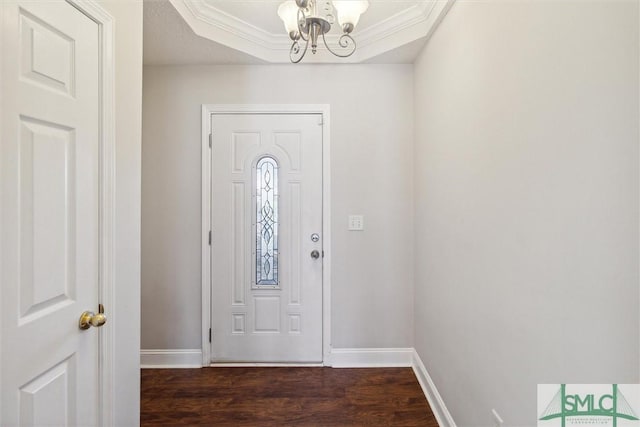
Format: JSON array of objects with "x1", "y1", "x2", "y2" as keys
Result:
[{"x1": 144, "y1": 0, "x2": 454, "y2": 64}]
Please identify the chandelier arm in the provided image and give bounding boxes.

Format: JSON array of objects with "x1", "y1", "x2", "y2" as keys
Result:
[
  {"x1": 297, "y1": 8, "x2": 309, "y2": 42},
  {"x1": 290, "y1": 37, "x2": 309, "y2": 63},
  {"x1": 322, "y1": 32, "x2": 356, "y2": 58}
]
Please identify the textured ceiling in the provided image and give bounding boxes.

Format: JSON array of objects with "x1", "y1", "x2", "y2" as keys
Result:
[
  {"x1": 144, "y1": 1, "x2": 266, "y2": 65},
  {"x1": 143, "y1": 0, "x2": 453, "y2": 65}
]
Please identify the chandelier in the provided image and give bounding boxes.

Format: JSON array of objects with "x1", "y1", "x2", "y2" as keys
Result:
[{"x1": 277, "y1": 0, "x2": 369, "y2": 63}]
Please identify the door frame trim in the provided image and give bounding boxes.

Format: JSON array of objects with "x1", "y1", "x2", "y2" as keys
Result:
[
  {"x1": 201, "y1": 104, "x2": 332, "y2": 366},
  {"x1": 67, "y1": 1, "x2": 116, "y2": 424}
]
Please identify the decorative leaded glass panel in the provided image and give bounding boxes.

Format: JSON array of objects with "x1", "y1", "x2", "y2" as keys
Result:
[{"x1": 256, "y1": 156, "x2": 279, "y2": 286}]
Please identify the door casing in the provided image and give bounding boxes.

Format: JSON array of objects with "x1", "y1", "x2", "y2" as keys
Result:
[
  {"x1": 0, "y1": 0, "x2": 115, "y2": 424},
  {"x1": 201, "y1": 104, "x2": 331, "y2": 366}
]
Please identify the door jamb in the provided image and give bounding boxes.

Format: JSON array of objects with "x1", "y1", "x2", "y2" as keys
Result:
[
  {"x1": 0, "y1": 3, "x2": 4, "y2": 421},
  {"x1": 201, "y1": 104, "x2": 331, "y2": 366}
]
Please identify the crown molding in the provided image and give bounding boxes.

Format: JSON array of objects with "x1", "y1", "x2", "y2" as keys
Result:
[{"x1": 169, "y1": 0, "x2": 455, "y2": 63}]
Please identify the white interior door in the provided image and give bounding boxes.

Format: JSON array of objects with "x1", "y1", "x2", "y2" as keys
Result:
[
  {"x1": 1, "y1": 1, "x2": 104, "y2": 425},
  {"x1": 210, "y1": 113, "x2": 323, "y2": 363}
]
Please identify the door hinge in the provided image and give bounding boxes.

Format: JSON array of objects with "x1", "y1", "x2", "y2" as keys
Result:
[
  {"x1": 208, "y1": 230, "x2": 212, "y2": 245},
  {"x1": 209, "y1": 328, "x2": 212, "y2": 342},
  {"x1": 322, "y1": 250, "x2": 325, "y2": 258},
  {"x1": 209, "y1": 133, "x2": 212, "y2": 148}
]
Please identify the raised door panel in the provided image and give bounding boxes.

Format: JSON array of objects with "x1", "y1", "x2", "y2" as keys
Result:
[
  {"x1": 20, "y1": 8, "x2": 75, "y2": 96},
  {"x1": 19, "y1": 117, "x2": 76, "y2": 322},
  {"x1": 19, "y1": 357, "x2": 77, "y2": 427}
]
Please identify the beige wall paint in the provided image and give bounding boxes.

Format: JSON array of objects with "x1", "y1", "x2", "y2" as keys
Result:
[
  {"x1": 99, "y1": 1, "x2": 143, "y2": 424},
  {"x1": 141, "y1": 64, "x2": 414, "y2": 350},
  {"x1": 413, "y1": 1, "x2": 639, "y2": 425}
]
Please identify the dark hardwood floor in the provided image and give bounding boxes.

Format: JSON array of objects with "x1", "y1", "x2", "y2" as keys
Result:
[{"x1": 141, "y1": 367, "x2": 439, "y2": 426}]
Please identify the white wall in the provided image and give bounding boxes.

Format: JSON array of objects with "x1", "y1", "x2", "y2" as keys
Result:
[
  {"x1": 141, "y1": 64, "x2": 414, "y2": 351},
  {"x1": 99, "y1": 1, "x2": 143, "y2": 424},
  {"x1": 413, "y1": 1, "x2": 639, "y2": 426}
]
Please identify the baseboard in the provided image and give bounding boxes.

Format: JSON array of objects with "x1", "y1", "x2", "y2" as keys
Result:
[
  {"x1": 330, "y1": 347, "x2": 414, "y2": 368},
  {"x1": 140, "y1": 349, "x2": 203, "y2": 368},
  {"x1": 412, "y1": 349, "x2": 457, "y2": 427},
  {"x1": 210, "y1": 362, "x2": 324, "y2": 367},
  {"x1": 141, "y1": 347, "x2": 413, "y2": 368}
]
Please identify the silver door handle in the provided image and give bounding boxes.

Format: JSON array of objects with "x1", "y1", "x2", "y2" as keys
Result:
[{"x1": 310, "y1": 250, "x2": 320, "y2": 259}]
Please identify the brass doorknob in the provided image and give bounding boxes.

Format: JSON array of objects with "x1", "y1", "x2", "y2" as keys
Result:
[{"x1": 79, "y1": 304, "x2": 107, "y2": 330}]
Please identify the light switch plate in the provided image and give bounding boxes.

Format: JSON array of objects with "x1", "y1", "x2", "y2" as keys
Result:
[{"x1": 348, "y1": 215, "x2": 364, "y2": 231}]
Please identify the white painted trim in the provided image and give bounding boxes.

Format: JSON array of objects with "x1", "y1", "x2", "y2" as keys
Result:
[
  {"x1": 330, "y1": 348, "x2": 414, "y2": 368},
  {"x1": 210, "y1": 362, "x2": 323, "y2": 368},
  {"x1": 141, "y1": 350, "x2": 204, "y2": 369},
  {"x1": 0, "y1": 3, "x2": 4, "y2": 422},
  {"x1": 170, "y1": 0, "x2": 456, "y2": 63},
  {"x1": 201, "y1": 106, "x2": 212, "y2": 366},
  {"x1": 412, "y1": 349, "x2": 457, "y2": 427},
  {"x1": 201, "y1": 104, "x2": 331, "y2": 367},
  {"x1": 320, "y1": 107, "x2": 332, "y2": 367},
  {"x1": 66, "y1": 1, "x2": 116, "y2": 425},
  {"x1": 179, "y1": 0, "x2": 286, "y2": 49}
]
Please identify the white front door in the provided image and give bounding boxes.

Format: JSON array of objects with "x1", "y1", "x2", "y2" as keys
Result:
[
  {"x1": 210, "y1": 113, "x2": 323, "y2": 363},
  {"x1": 1, "y1": 1, "x2": 103, "y2": 425}
]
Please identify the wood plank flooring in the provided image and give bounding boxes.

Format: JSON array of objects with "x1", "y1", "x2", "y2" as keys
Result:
[{"x1": 141, "y1": 367, "x2": 439, "y2": 426}]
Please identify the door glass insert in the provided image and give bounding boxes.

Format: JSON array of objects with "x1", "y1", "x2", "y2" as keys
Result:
[{"x1": 256, "y1": 156, "x2": 279, "y2": 286}]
